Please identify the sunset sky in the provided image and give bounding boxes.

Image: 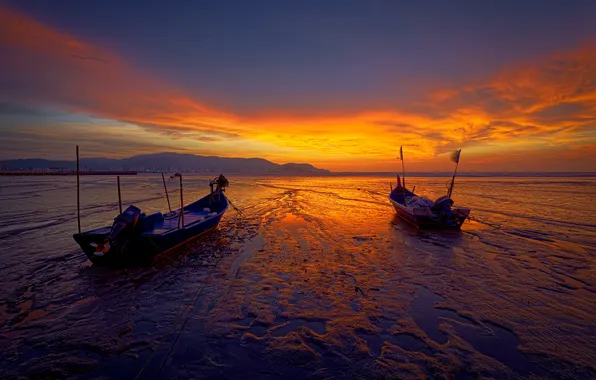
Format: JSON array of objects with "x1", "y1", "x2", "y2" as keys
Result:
[{"x1": 1, "y1": 0, "x2": 595, "y2": 172}]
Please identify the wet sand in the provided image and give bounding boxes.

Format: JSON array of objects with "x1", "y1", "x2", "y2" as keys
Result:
[{"x1": 0, "y1": 175, "x2": 595, "y2": 379}]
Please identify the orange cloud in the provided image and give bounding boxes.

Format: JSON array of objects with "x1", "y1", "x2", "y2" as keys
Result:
[
  {"x1": 559, "y1": 144, "x2": 596, "y2": 160},
  {"x1": 0, "y1": 7, "x2": 239, "y2": 140},
  {"x1": 1, "y1": 6, "x2": 595, "y2": 171},
  {"x1": 229, "y1": 42, "x2": 596, "y2": 169}
]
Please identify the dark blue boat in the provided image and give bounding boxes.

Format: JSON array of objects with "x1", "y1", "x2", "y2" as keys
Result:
[{"x1": 73, "y1": 175, "x2": 229, "y2": 266}]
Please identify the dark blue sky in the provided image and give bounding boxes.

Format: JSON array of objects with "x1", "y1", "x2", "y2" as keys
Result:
[
  {"x1": 1, "y1": 0, "x2": 595, "y2": 170},
  {"x1": 5, "y1": 0, "x2": 596, "y2": 112}
]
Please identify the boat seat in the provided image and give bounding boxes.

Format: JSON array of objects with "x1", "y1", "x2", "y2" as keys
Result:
[
  {"x1": 413, "y1": 208, "x2": 434, "y2": 216},
  {"x1": 138, "y1": 212, "x2": 164, "y2": 231},
  {"x1": 144, "y1": 227, "x2": 178, "y2": 235}
]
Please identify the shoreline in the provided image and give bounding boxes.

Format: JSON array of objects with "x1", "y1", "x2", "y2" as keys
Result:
[{"x1": 0, "y1": 171, "x2": 138, "y2": 176}]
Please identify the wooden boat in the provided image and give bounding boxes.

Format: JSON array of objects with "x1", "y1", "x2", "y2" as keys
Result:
[
  {"x1": 73, "y1": 175, "x2": 229, "y2": 266},
  {"x1": 389, "y1": 184, "x2": 470, "y2": 229},
  {"x1": 389, "y1": 147, "x2": 470, "y2": 229}
]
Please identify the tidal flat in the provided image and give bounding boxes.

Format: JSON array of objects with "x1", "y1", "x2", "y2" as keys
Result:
[{"x1": 1, "y1": 175, "x2": 595, "y2": 379}]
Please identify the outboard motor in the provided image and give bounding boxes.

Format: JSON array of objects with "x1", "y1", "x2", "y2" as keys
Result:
[
  {"x1": 92, "y1": 205, "x2": 141, "y2": 256},
  {"x1": 432, "y1": 196, "x2": 453, "y2": 213},
  {"x1": 108, "y1": 205, "x2": 141, "y2": 241},
  {"x1": 432, "y1": 196, "x2": 458, "y2": 227},
  {"x1": 210, "y1": 174, "x2": 229, "y2": 193}
]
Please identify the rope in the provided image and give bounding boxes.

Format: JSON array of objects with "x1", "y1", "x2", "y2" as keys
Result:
[
  {"x1": 136, "y1": 187, "x2": 248, "y2": 379},
  {"x1": 134, "y1": 253, "x2": 226, "y2": 380},
  {"x1": 223, "y1": 194, "x2": 248, "y2": 220}
]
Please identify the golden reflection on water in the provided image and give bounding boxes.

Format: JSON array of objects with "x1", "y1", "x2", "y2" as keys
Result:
[
  {"x1": 280, "y1": 214, "x2": 308, "y2": 229},
  {"x1": 210, "y1": 175, "x2": 596, "y2": 379},
  {"x1": 0, "y1": 175, "x2": 595, "y2": 379}
]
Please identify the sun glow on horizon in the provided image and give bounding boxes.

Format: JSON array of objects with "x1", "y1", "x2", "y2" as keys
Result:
[{"x1": 0, "y1": 6, "x2": 595, "y2": 172}]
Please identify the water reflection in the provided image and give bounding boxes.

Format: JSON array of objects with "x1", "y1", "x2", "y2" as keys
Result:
[{"x1": 0, "y1": 175, "x2": 595, "y2": 379}]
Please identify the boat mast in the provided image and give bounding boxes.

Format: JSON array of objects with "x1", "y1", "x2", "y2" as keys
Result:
[
  {"x1": 400, "y1": 145, "x2": 406, "y2": 189},
  {"x1": 447, "y1": 149, "x2": 461, "y2": 198},
  {"x1": 400, "y1": 145, "x2": 407, "y2": 206}
]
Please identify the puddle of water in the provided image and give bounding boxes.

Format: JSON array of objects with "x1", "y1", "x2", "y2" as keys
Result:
[
  {"x1": 410, "y1": 286, "x2": 450, "y2": 344},
  {"x1": 393, "y1": 333, "x2": 430, "y2": 353},
  {"x1": 230, "y1": 234, "x2": 265, "y2": 277},
  {"x1": 453, "y1": 322, "x2": 547, "y2": 378},
  {"x1": 410, "y1": 285, "x2": 548, "y2": 377},
  {"x1": 280, "y1": 214, "x2": 308, "y2": 232}
]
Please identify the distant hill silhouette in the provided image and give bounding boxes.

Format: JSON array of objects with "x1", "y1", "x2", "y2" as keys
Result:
[{"x1": 0, "y1": 152, "x2": 331, "y2": 175}]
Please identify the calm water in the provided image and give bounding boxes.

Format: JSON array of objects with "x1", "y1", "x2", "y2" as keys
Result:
[{"x1": 0, "y1": 174, "x2": 595, "y2": 379}]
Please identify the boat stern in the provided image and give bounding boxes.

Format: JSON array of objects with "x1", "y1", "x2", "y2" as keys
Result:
[
  {"x1": 73, "y1": 227, "x2": 113, "y2": 264},
  {"x1": 453, "y1": 207, "x2": 471, "y2": 227}
]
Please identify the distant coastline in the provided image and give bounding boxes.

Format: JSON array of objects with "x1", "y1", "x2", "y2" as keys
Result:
[
  {"x1": 1, "y1": 153, "x2": 594, "y2": 177},
  {"x1": 0, "y1": 171, "x2": 137, "y2": 176},
  {"x1": 0, "y1": 152, "x2": 330, "y2": 176},
  {"x1": 332, "y1": 172, "x2": 596, "y2": 177}
]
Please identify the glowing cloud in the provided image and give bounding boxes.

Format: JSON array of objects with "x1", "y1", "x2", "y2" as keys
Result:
[
  {"x1": 0, "y1": 6, "x2": 595, "y2": 171},
  {"x1": 0, "y1": 7, "x2": 239, "y2": 140}
]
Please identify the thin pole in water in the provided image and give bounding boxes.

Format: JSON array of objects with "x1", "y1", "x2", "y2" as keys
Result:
[
  {"x1": 117, "y1": 176, "x2": 122, "y2": 214},
  {"x1": 179, "y1": 174, "x2": 184, "y2": 228},
  {"x1": 162, "y1": 172, "x2": 171, "y2": 212},
  {"x1": 76, "y1": 145, "x2": 81, "y2": 233}
]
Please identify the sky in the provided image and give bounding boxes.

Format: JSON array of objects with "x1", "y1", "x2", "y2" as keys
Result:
[{"x1": 1, "y1": 0, "x2": 595, "y2": 172}]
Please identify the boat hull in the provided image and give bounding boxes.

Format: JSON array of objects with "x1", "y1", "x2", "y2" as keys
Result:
[
  {"x1": 74, "y1": 192, "x2": 228, "y2": 266},
  {"x1": 389, "y1": 187, "x2": 469, "y2": 229}
]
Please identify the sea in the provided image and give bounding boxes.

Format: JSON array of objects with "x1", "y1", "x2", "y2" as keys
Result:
[{"x1": 0, "y1": 174, "x2": 595, "y2": 379}]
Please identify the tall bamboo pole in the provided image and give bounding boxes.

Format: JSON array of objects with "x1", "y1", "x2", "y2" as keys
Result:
[
  {"x1": 117, "y1": 176, "x2": 122, "y2": 214},
  {"x1": 179, "y1": 175, "x2": 184, "y2": 228},
  {"x1": 76, "y1": 145, "x2": 81, "y2": 233},
  {"x1": 162, "y1": 172, "x2": 172, "y2": 212}
]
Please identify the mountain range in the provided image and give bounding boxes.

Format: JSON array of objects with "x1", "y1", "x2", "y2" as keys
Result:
[{"x1": 0, "y1": 153, "x2": 331, "y2": 175}]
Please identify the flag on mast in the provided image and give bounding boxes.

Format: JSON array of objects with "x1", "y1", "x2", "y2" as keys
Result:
[
  {"x1": 399, "y1": 146, "x2": 403, "y2": 161},
  {"x1": 451, "y1": 149, "x2": 461, "y2": 164}
]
